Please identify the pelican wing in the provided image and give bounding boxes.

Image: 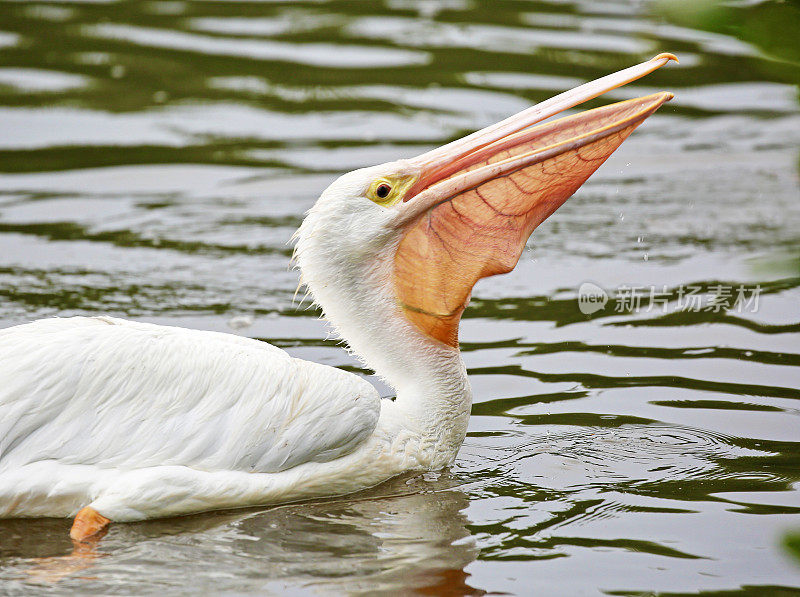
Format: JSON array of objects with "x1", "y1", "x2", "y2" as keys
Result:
[{"x1": 0, "y1": 317, "x2": 380, "y2": 475}]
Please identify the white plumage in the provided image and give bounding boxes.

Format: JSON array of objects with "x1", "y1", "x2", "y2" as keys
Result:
[
  {"x1": 0, "y1": 316, "x2": 379, "y2": 475},
  {"x1": 0, "y1": 316, "x2": 386, "y2": 520}
]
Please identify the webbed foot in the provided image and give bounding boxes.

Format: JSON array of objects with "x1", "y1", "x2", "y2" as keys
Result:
[{"x1": 70, "y1": 506, "x2": 110, "y2": 542}]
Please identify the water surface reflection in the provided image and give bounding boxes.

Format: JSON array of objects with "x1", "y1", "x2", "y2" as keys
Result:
[{"x1": 2, "y1": 476, "x2": 483, "y2": 595}]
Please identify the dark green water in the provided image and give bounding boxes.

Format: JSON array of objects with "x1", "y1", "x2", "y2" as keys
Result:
[{"x1": 0, "y1": 0, "x2": 799, "y2": 595}]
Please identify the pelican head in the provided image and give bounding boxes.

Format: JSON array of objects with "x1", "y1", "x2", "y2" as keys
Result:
[{"x1": 295, "y1": 54, "x2": 676, "y2": 398}]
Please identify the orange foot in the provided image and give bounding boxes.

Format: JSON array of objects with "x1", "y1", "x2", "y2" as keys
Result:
[{"x1": 70, "y1": 506, "x2": 111, "y2": 543}]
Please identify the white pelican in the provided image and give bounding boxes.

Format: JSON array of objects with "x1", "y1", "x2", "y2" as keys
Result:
[{"x1": 0, "y1": 54, "x2": 676, "y2": 542}]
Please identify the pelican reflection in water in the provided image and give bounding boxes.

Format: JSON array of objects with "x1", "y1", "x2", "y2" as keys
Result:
[{"x1": 6, "y1": 475, "x2": 480, "y2": 593}]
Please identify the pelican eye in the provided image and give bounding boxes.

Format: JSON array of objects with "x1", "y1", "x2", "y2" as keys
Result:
[{"x1": 367, "y1": 175, "x2": 415, "y2": 207}]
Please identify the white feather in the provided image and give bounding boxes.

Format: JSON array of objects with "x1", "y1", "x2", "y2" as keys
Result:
[{"x1": 0, "y1": 316, "x2": 380, "y2": 475}]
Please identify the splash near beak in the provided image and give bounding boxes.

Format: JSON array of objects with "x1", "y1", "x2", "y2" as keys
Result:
[{"x1": 392, "y1": 54, "x2": 677, "y2": 347}]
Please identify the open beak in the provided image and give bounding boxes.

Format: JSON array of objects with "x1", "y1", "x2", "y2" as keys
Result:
[{"x1": 392, "y1": 53, "x2": 677, "y2": 347}]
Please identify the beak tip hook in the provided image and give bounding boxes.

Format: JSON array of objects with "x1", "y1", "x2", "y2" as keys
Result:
[{"x1": 652, "y1": 52, "x2": 679, "y2": 65}]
